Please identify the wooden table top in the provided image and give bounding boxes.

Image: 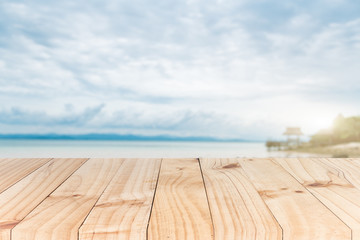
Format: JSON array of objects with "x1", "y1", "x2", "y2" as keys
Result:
[{"x1": 1, "y1": 158, "x2": 360, "y2": 239}]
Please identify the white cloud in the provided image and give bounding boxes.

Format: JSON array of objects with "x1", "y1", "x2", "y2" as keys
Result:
[{"x1": 0, "y1": 0, "x2": 360, "y2": 139}]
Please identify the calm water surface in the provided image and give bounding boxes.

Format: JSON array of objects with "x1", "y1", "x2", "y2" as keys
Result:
[{"x1": 0, "y1": 140, "x2": 321, "y2": 158}]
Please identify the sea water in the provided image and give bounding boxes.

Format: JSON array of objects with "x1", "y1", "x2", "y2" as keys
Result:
[{"x1": 0, "y1": 140, "x2": 321, "y2": 158}]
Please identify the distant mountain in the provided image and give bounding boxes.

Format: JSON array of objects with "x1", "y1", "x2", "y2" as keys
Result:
[{"x1": 0, "y1": 133, "x2": 253, "y2": 142}]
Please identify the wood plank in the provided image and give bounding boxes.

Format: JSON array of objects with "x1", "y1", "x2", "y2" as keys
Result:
[
  {"x1": 330, "y1": 158, "x2": 360, "y2": 190},
  {"x1": 11, "y1": 158, "x2": 124, "y2": 240},
  {"x1": 239, "y1": 158, "x2": 351, "y2": 240},
  {"x1": 274, "y1": 157, "x2": 360, "y2": 239},
  {"x1": 0, "y1": 158, "x2": 88, "y2": 240},
  {"x1": 148, "y1": 158, "x2": 213, "y2": 240},
  {"x1": 200, "y1": 158, "x2": 282, "y2": 240},
  {"x1": 0, "y1": 158, "x2": 51, "y2": 193},
  {"x1": 79, "y1": 158, "x2": 161, "y2": 240},
  {"x1": 351, "y1": 158, "x2": 360, "y2": 168}
]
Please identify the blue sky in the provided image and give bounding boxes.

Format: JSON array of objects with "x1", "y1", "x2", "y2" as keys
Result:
[{"x1": 0, "y1": 0, "x2": 360, "y2": 140}]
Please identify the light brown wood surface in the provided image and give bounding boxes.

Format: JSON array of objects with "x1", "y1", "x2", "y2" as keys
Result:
[
  {"x1": 0, "y1": 158, "x2": 88, "y2": 240},
  {"x1": 1, "y1": 158, "x2": 360, "y2": 239},
  {"x1": 325, "y1": 158, "x2": 360, "y2": 190},
  {"x1": 148, "y1": 158, "x2": 213, "y2": 240},
  {"x1": 12, "y1": 158, "x2": 124, "y2": 240},
  {"x1": 0, "y1": 158, "x2": 50, "y2": 193},
  {"x1": 276, "y1": 158, "x2": 360, "y2": 239},
  {"x1": 239, "y1": 158, "x2": 351, "y2": 240},
  {"x1": 79, "y1": 158, "x2": 161, "y2": 240},
  {"x1": 200, "y1": 158, "x2": 282, "y2": 240}
]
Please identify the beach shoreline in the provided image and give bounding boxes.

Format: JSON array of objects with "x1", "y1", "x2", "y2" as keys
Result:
[{"x1": 285, "y1": 142, "x2": 360, "y2": 158}]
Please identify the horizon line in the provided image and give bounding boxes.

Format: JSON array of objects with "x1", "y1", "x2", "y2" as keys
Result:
[{"x1": 0, "y1": 133, "x2": 263, "y2": 142}]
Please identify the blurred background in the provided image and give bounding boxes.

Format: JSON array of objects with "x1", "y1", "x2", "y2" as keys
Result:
[{"x1": 0, "y1": 0, "x2": 359, "y2": 157}]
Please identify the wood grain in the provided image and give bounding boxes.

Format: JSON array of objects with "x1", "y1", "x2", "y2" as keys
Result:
[
  {"x1": 0, "y1": 158, "x2": 88, "y2": 240},
  {"x1": 0, "y1": 158, "x2": 50, "y2": 193},
  {"x1": 11, "y1": 158, "x2": 124, "y2": 240},
  {"x1": 239, "y1": 158, "x2": 351, "y2": 240},
  {"x1": 274, "y1": 158, "x2": 360, "y2": 239},
  {"x1": 1, "y1": 158, "x2": 359, "y2": 239},
  {"x1": 200, "y1": 158, "x2": 282, "y2": 240},
  {"x1": 79, "y1": 158, "x2": 161, "y2": 240},
  {"x1": 327, "y1": 158, "x2": 360, "y2": 190},
  {"x1": 148, "y1": 158, "x2": 213, "y2": 240}
]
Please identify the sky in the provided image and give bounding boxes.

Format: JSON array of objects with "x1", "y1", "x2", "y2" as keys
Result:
[{"x1": 0, "y1": 0, "x2": 360, "y2": 140}]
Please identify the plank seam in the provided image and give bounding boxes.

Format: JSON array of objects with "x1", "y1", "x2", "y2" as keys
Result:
[
  {"x1": 146, "y1": 158, "x2": 163, "y2": 240},
  {"x1": 9, "y1": 158, "x2": 90, "y2": 240},
  {"x1": 237, "y1": 158, "x2": 284, "y2": 240},
  {"x1": 198, "y1": 158, "x2": 215, "y2": 240},
  {"x1": 0, "y1": 158, "x2": 53, "y2": 195},
  {"x1": 273, "y1": 158, "x2": 353, "y2": 240},
  {"x1": 77, "y1": 158, "x2": 126, "y2": 240},
  {"x1": 222, "y1": 167, "x2": 278, "y2": 238}
]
